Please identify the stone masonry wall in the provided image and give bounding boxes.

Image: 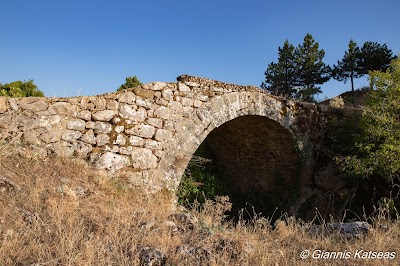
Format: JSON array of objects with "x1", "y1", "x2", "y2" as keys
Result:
[{"x1": 0, "y1": 75, "x2": 321, "y2": 192}]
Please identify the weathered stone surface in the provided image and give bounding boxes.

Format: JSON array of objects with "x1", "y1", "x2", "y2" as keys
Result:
[
  {"x1": 92, "y1": 110, "x2": 117, "y2": 122},
  {"x1": 78, "y1": 110, "x2": 92, "y2": 121},
  {"x1": 119, "y1": 104, "x2": 146, "y2": 122},
  {"x1": 131, "y1": 148, "x2": 158, "y2": 169},
  {"x1": 118, "y1": 92, "x2": 135, "y2": 104},
  {"x1": 119, "y1": 146, "x2": 133, "y2": 155},
  {"x1": 81, "y1": 97, "x2": 106, "y2": 110},
  {"x1": 193, "y1": 99, "x2": 202, "y2": 108},
  {"x1": 129, "y1": 136, "x2": 145, "y2": 147},
  {"x1": 146, "y1": 118, "x2": 163, "y2": 128},
  {"x1": 106, "y1": 99, "x2": 118, "y2": 110},
  {"x1": 181, "y1": 97, "x2": 193, "y2": 107},
  {"x1": 155, "y1": 129, "x2": 173, "y2": 142},
  {"x1": 94, "y1": 122, "x2": 112, "y2": 134},
  {"x1": 62, "y1": 130, "x2": 82, "y2": 142},
  {"x1": 92, "y1": 152, "x2": 131, "y2": 170},
  {"x1": 67, "y1": 119, "x2": 86, "y2": 131},
  {"x1": 75, "y1": 142, "x2": 92, "y2": 158},
  {"x1": 0, "y1": 97, "x2": 7, "y2": 113},
  {"x1": 96, "y1": 134, "x2": 110, "y2": 146},
  {"x1": 40, "y1": 130, "x2": 62, "y2": 143},
  {"x1": 126, "y1": 125, "x2": 155, "y2": 138},
  {"x1": 86, "y1": 121, "x2": 96, "y2": 129},
  {"x1": 48, "y1": 102, "x2": 76, "y2": 116},
  {"x1": 136, "y1": 97, "x2": 152, "y2": 109},
  {"x1": 23, "y1": 130, "x2": 40, "y2": 145},
  {"x1": 144, "y1": 140, "x2": 162, "y2": 150},
  {"x1": 134, "y1": 87, "x2": 155, "y2": 99},
  {"x1": 115, "y1": 125, "x2": 124, "y2": 133},
  {"x1": 50, "y1": 141, "x2": 75, "y2": 158},
  {"x1": 149, "y1": 82, "x2": 167, "y2": 91},
  {"x1": 8, "y1": 99, "x2": 19, "y2": 111},
  {"x1": 113, "y1": 134, "x2": 126, "y2": 145},
  {"x1": 20, "y1": 98, "x2": 48, "y2": 112},
  {"x1": 178, "y1": 83, "x2": 191, "y2": 92},
  {"x1": 80, "y1": 129, "x2": 96, "y2": 145},
  {"x1": 38, "y1": 115, "x2": 61, "y2": 128},
  {"x1": 162, "y1": 89, "x2": 174, "y2": 101},
  {"x1": 154, "y1": 106, "x2": 170, "y2": 119}
]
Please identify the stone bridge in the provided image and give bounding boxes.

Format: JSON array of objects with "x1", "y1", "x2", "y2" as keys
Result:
[{"x1": 0, "y1": 75, "x2": 326, "y2": 215}]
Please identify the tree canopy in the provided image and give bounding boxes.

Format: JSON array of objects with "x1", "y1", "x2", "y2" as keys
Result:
[
  {"x1": 262, "y1": 34, "x2": 330, "y2": 102},
  {"x1": 118, "y1": 76, "x2": 142, "y2": 91},
  {"x1": 337, "y1": 57, "x2": 400, "y2": 183},
  {"x1": 294, "y1": 34, "x2": 331, "y2": 101},
  {"x1": 359, "y1": 42, "x2": 397, "y2": 74},
  {"x1": 0, "y1": 80, "x2": 44, "y2": 97},
  {"x1": 332, "y1": 40, "x2": 364, "y2": 92},
  {"x1": 261, "y1": 40, "x2": 296, "y2": 98}
]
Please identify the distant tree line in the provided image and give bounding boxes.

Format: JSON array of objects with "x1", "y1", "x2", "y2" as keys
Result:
[
  {"x1": 262, "y1": 34, "x2": 397, "y2": 101},
  {"x1": 0, "y1": 80, "x2": 44, "y2": 97}
]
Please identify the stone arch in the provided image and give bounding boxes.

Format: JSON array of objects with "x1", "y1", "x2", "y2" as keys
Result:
[{"x1": 155, "y1": 91, "x2": 303, "y2": 190}]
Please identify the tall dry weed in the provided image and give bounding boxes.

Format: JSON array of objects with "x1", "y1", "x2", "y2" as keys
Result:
[{"x1": 0, "y1": 140, "x2": 399, "y2": 265}]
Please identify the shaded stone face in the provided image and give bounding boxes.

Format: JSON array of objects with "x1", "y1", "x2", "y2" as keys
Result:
[{"x1": 203, "y1": 115, "x2": 303, "y2": 216}]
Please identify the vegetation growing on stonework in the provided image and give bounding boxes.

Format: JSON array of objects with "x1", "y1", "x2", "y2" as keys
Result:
[
  {"x1": 0, "y1": 80, "x2": 44, "y2": 97},
  {"x1": 118, "y1": 75, "x2": 142, "y2": 91}
]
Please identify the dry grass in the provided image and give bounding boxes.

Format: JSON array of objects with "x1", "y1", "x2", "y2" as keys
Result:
[{"x1": 0, "y1": 143, "x2": 399, "y2": 265}]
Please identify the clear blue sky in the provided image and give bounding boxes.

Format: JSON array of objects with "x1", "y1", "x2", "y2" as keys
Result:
[{"x1": 1, "y1": 0, "x2": 399, "y2": 99}]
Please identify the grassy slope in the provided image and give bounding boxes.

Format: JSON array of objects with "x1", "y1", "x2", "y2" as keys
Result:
[{"x1": 0, "y1": 143, "x2": 399, "y2": 265}]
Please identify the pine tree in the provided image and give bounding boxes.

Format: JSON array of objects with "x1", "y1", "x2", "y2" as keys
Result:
[
  {"x1": 332, "y1": 40, "x2": 363, "y2": 92},
  {"x1": 261, "y1": 40, "x2": 296, "y2": 97},
  {"x1": 359, "y1": 42, "x2": 396, "y2": 74},
  {"x1": 294, "y1": 34, "x2": 331, "y2": 101}
]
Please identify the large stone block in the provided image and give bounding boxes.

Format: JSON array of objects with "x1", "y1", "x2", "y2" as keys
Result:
[
  {"x1": 133, "y1": 87, "x2": 155, "y2": 100},
  {"x1": 48, "y1": 102, "x2": 76, "y2": 116},
  {"x1": 96, "y1": 134, "x2": 110, "y2": 146},
  {"x1": 119, "y1": 104, "x2": 146, "y2": 122},
  {"x1": 92, "y1": 152, "x2": 131, "y2": 170},
  {"x1": 80, "y1": 129, "x2": 96, "y2": 144},
  {"x1": 20, "y1": 98, "x2": 48, "y2": 112},
  {"x1": 118, "y1": 92, "x2": 136, "y2": 104},
  {"x1": 155, "y1": 129, "x2": 173, "y2": 142},
  {"x1": 126, "y1": 124, "x2": 155, "y2": 139},
  {"x1": 81, "y1": 97, "x2": 106, "y2": 110},
  {"x1": 131, "y1": 148, "x2": 158, "y2": 170},
  {"x1": 154, "y1": 106, "x2": 170, "y2": 119},
  {"x1": 94, "y1": 122, "x2": 112, "y2": 134},
  {"x1": 92, "y1": 110, "x2": 117, "y2": 122},
  {"x1": 62, "y1": 130, "x2": 82, "y2": 142},
  {"x1": 67, "y1": 119, "x2": 86, "y2": 131},
  {"x1": 129, "y1": 136, "x2": 145, "y2": 147}
]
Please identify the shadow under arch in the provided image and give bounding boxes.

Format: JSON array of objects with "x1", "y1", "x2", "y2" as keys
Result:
[
  {"x1": 190, "y1": 114, "x2": 303, "y2": 219},
  {"x1": 156, "y1": 91, "x2": 311, "y2": 217}
]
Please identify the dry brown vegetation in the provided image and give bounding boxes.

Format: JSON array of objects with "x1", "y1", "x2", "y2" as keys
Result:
[{"x1": 0, "y1": 141, "x2": 399, "y2": 265}]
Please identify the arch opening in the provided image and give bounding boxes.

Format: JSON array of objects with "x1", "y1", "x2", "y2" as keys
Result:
[{"x1": 179, "y1": 115, "x2": 306, "y2": 220}]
